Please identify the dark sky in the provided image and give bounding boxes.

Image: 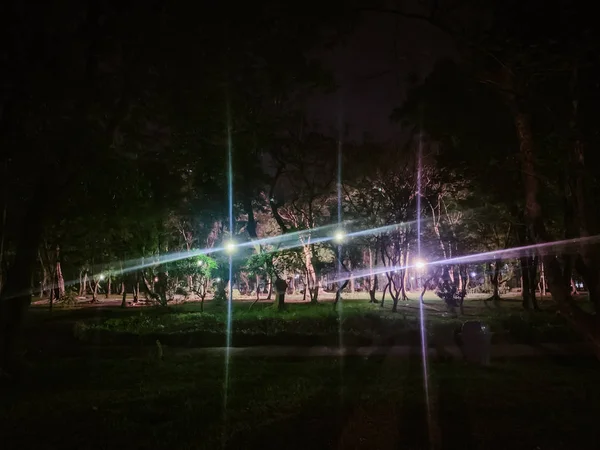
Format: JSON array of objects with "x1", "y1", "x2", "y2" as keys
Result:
[{"x1": 306, "y1": 12, "x2": 455, "y2": 142}]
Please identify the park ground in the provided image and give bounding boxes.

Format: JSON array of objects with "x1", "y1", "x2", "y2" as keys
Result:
[{"x1": 1, "y1": 292, "x2": 599, "y2": 449}]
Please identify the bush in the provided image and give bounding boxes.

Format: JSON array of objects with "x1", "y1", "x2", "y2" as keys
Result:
[{"x1": 57, "y1": 290, "x2": 79, "y2": 307}]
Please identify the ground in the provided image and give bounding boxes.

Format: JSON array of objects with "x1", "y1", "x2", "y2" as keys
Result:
[
  {"x1": 2, "y1": 351, "x2": 599, "y2": 449},
  {"x1": 1, "y1": 292, "x2": 598, "y2": 449}
]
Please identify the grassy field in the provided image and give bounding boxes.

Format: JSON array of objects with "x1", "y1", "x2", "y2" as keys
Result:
[
  {"x1": 1, "y1": 294, "x2": 597, "y2": 449},
  {"x1": 1, "y1": 350, "x2": 599, "y2": 449},
  {"x1": 29, "y1": 293, "x2": 583, "y2": 348}
]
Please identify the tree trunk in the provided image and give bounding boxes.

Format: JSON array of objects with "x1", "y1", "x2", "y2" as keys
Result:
[
  {"x1": 369, "y1": 275, "x2": 379, "y2": 303},
  {"x1": 274, "y1": 277, "x2": 287, "y2": 311},
  {"x1": 571, "y1": 278, "x2": 578, "y2": 296},
  {"x1": 40, "y1": 253, "x2": 49, "y2": 299},
  {"x1": 106, "y1": 276, "x2": 111, "y2": 298},
  {"x1": 121, "y1": 282, "x2": 127, "y2": 308},
  {"x1": 333, "y1": 280, "x2": 349, "y2": 310},
  {"x1": 133, "y1": 277, "x2": 139, "y2": 303},
  {"x1": 91, "y1": 279, "x2": 99, "y2": 303},
  {"x1": 0, "y1": 183, "x2": 48, "y2": 373},
  {"x1": 539, "y1": 262, "x2": 547, "y2": 297},
  {"x1": 302, "y1": 244, "x2": 319, "y2": 304},
  {"x1": 403, "y1": 249, "x2": 410, "y2": 291},
  {"x1": 381, "y1": 281, "x2": 389, "y2": 308},
  {"x1": 485, "y1": 259, "x2": 501, "y2": 307},
  {"x1": 82, "y1": 272, "x2": 89, "y2": 297},
  {"x1": 55, "y1": 247, "x2": 65, "y2": 299},
  {"x1": 266, "y1": 276, "x2": 272, "y2": 300},
  {"x1": 391, "y1": 288, "x2": 400, "y2": 312},
  {"x1": 528, "y1": 256, "x2": 540, "y2": 310},
  {"x1": 255, "y1": 275, "x2": 260, "y2": 301}
]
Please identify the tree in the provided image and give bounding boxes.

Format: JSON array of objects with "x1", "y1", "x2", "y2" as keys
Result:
[
  {"x1": 268, "y1": 131, "x2": 339, "y2": 303},
  {"x1": 386, "y1": 1, "x2": 600, "y2": 347}
]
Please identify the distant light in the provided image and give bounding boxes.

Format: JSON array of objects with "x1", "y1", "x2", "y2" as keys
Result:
[
  {"x1": 215, "y1": 278, "x2": 221, "y2": 282},
  {"x1": 415, "y1": 259, "x2": 426, "y2": 270},
  {"x1": 154, "y1": 277, "x2": 159, "y2": 282},
  {"x1": 333, "y1": 230, "x2": 346, "y2": 244},
  {"x1": 410, "y1": 276, "x2": 415, "y2": 280},
  {"x1": 99, "y1": 274, "x2": 105, "y2": 280},
  {"x1": 224, "y1": 240, "x2": 236, "y2": 254},
  {"x1": 197, "y1": 260, "x2": 204, "y2": 267},
  {"x1": 471, "y1": 272, "x2": 476, "y2": 277}
]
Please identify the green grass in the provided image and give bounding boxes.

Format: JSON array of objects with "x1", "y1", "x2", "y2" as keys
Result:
[
  {"x1": 53, "y1": 299, "x2": 582, "y2": 347},
  {"x1": 2, "y1": 351, "x2": 600, "y2": 449}
]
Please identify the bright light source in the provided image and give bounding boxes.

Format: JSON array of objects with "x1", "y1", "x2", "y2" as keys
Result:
[
  {"x1": 154, "y1": 277, "x2": 159, "y2": 282},
  {"x1": 197, "y1": 260, "x2": 204, "y2": 267},
  {"x1": 333, "y1": 230, "x2": 346, "y2": 244},
  {"x1": 99, "y1": 274, "x2": 105, "y2": 281},
  {"x1": 215, "y1": 278, "x2": 221, "y2": 282},
  {"x1": 410, "y1": 276, "x2": 415, "y2": 280},
  {"x1": 224, "y1": 240, "x2": 236, "y2": 254},
  {"x1": 415, "y1": 259, "x2": 426, "y2": 270},
  {"x1": 470, "y1": 272, "x2": 476, "y2": 277}
]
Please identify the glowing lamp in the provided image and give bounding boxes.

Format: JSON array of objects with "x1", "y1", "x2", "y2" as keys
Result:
[
  {"x1": 224, "y1": 240, "x2": 236, "y2": 254},
  {"x1": 414, "y1": 259, "x2": 426, "y2": 270},
  {"x1": 99, "y1": 274, "x2": 105, "y2": 281},
  {"x1": 470, "y1": 272, "x2": 477, "y2": 277},
  {"x1": 333, "y1": 230, "x2": 346, "y2": 244}
]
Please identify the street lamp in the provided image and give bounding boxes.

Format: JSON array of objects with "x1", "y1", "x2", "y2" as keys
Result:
[
  {"x1": 333, "y1": 230, "x2": 346, "y2": 244},
  {"x1": 224, "y1": 240, "x2": 236, "y2": 254}
]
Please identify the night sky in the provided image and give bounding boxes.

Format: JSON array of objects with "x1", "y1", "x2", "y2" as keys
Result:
[{"x1": 307, "y1": 12, "x2": 456, "y2": 142}]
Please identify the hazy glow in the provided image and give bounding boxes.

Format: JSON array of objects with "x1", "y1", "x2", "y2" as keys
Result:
[
  {"x1": 415, "y1": 259, "x2": 426, "y2": 270},
  {"x1": 224, "y1": 240, "x2": 236, "y2": 254},
  {"x1": 99, "y1": 274, "x2": 105, "y2": 281},
  {"x1": 329, "y1": 235, "x2": 600, "y2": 285},
  {"x1": 333, "y1": 230, "x2": 346, "y2": 244}
]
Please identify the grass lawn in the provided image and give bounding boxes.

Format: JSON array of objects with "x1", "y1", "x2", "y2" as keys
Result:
[
  {"x1": 1, "y1": 350, "x2": 599, "y2": 449},
  {"x1": 29, "y1": 294, "x2": 583, "y2": 347},
  {"x1": 3, "y1": 295, "x2": 597, "y2": 449}
]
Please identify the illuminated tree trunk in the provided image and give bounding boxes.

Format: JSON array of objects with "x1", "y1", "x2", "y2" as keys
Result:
[
  {"x1": 333, "y1": 280, "x2": 349, "y2": 309},
  {"x1": 303, "y1": 244, "x2": 319, "y2": 303},
  {"x1": 121, "y1": 282, "x2": 127, "y2": 308},
  {"x1": 91, "y1": 277, "x2": 99, "y2": 303},
  {"x1": 348, "y1": 261, "x2": 355, "y2": 293},
  {"x1": 485, "y1": 259, "x2": 501, "y2": 306},
  {"x1": 367, "y1": 247, "x2": 378, "y2": 303},
  {"x1": 274, "y1": 277, "x2": 287, "y2": 310},
  {"x1": 39, "y1": 252, "x2": 49, "y2": 299},
  {"x1": 255, "y1": 275, "x2": 260, "y2": 301},
  {"x1": 403, "y1": 249, "x2": 410, "y2": 292}
]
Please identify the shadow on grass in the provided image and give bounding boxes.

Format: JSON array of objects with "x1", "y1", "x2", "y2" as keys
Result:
[{"x1": 223, "y1": 355, "x2": 379, "y2": 449}]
